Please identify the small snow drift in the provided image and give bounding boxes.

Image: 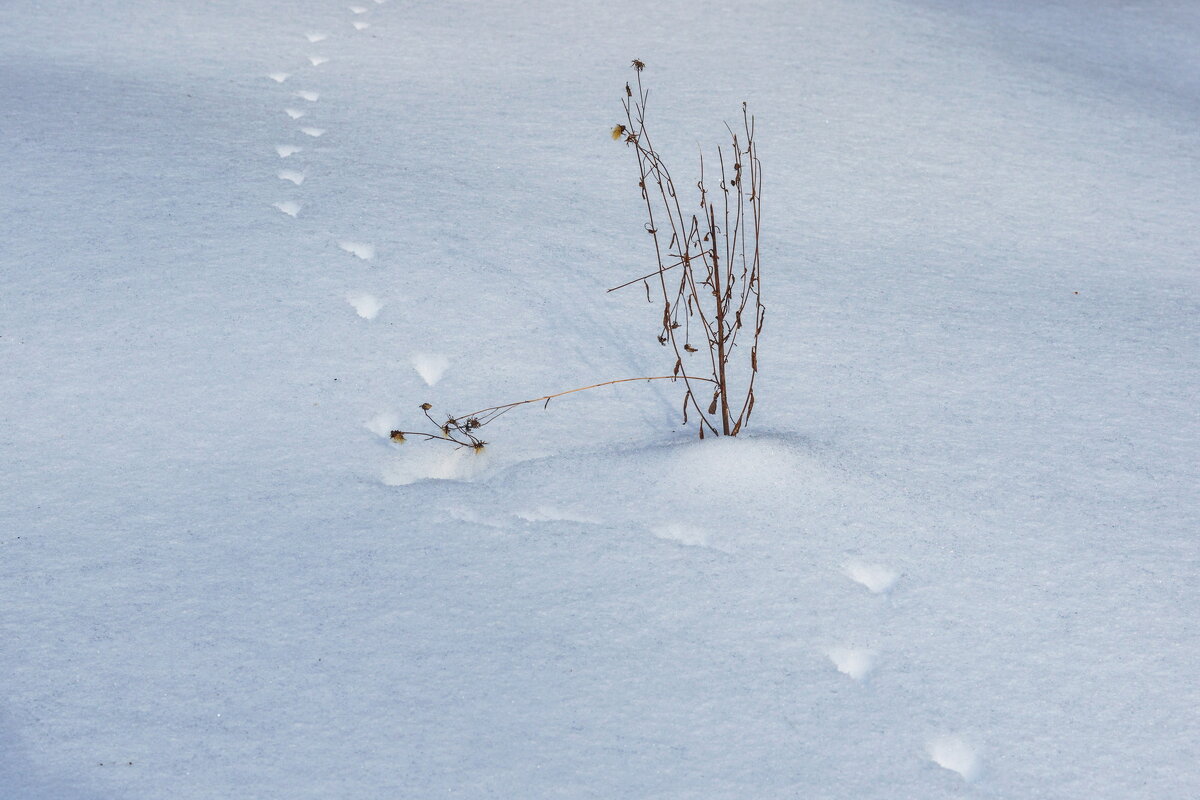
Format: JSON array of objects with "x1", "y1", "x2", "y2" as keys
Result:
[
  {"x1": 515, "y1": 506, "x2": 599, "y2": 525},
  {"x1": 651, "y1": 522, "x2": 710, "y2": 548},
  {"x1": 843, "y1": 560, "x2": 899, "y2": 594},
  {"x1": 278, "y1": 169, "x2": 304, "y2": 185},
  {"x1": 272, "y1": 201, "x2": 300, "y2": 217},
  {"x1": 927, "y1": 735, "x2": 980, "y2": 781},
  {"x1": 300, "y1": 127, "x2": 326, "y2": 138},
  {"x1": 267, "y1": 72, "x2": 290, "y2": 83},
  {"x1": 411, "y1": 354, "x2": 448, "y2": 386},
  {"x1": 826, "y1": 647, "x2": 876, "y2": 680},
  {"x1": 338, "y1": 241, "x2": 375, "y2": 260},
  {"x1": 294, "y1": 90, "x2": 320, "y2": 102},
  {"x1": 346, "y1": 292, "x2": 383, "y2": 320},
  {"x1": 284, "y1": 108, "x2": 306, "y2": 120},
  {"x1": 304, "y1": 32, "x2": 328, "y2": 43},
  {"x1": 382, "y1": 447, "x2": 489, "y2": 486},
  {"x1": 275, "y1": 144, "x2": 302, "y2": 158}
]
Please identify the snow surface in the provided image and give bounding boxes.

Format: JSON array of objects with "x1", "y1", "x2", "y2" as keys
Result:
[{"x1": 1, "y1": 0, "x2": 1198, "y2": 797}]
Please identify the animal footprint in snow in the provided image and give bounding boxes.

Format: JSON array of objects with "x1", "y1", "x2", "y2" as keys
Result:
[
  {"x1": 826, "y1": 647, "x2": 876, "y2": 680},
  {"x1": 273, "y1": 201, "x2": 301, "y2": 217},
  {"x1": 352, "y1": 21, "x2": 370, "y2": 30},
  {"x1": 275, "y1": 144, "x2": 302, "y2": 158},
  {"x1": 300, "y1": 127, "x2": 326, "y2": 137},
  {"x1": 305, "y1": 32, "x2": 329, "y2": 43},
  {"x1": 364, "y1": 411, "x2": 400, "y2": 439},
  {"x1": 346, "y1": 292, "x2": 383, "y2": 319},
  {"x1": 338, "y1": 241, "x2": 375, "y2": 260},
  {"x1": 927, "y1": 736, "x2": 979, "y2": 781},
  {"x1": 294, "y1": 90, "x2": 320, "y2": 102},
  {"x1": 843, "y1": 560, "x2": 899, "y2": 594},
  {"x1": 278, "y1": 169, "x2": 305, "y2": 185},
  {"x1": 284, "y1": 108, "x2": 307, "y2": 120},
  {"x1": 308, "y1": 56, "x2": 330, "y2": 67},
  {"x1": 411, "y1": 354, "x2": 449, "y2": 386},
  {"x1": 267, "y1": 72, "x2": 290, "y2": 83}
]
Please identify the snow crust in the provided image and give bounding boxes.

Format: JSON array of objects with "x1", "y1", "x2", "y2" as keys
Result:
[{"x1": 1, "y1": 0, "x2": 1197, "y2": 797}]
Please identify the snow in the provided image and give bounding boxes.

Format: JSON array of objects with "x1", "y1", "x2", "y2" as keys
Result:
[
  {"x1": 927, "y1": 734, "x2": 980, "y2": 782},
  {"x1": 826, "y1": 647, "x2": 877, "y2": 681},
  {"x1": 1, "y1": 0, "x2": 1198, "y2": 797}
]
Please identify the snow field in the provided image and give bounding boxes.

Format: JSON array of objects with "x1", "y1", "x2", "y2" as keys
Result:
[{"x1": 0, "y1": 0, "x2": 1197, "y2": 797}]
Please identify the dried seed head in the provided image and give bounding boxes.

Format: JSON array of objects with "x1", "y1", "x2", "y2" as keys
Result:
[
  {"x1": 472, "y1": 442, "x2": 486, "y2": 453},
  {"x1": 611, "y1": 124, "x2": 626, "y2": 141},
  {"x1": 390, "y1": 430, "x2": 406, "y2": 443},
  {"x1": 420, "y1": 402, "x2": 432, "y2": 410},
  {"x1": 631, "y1": 59, "x2": 645, "y2": 72}
]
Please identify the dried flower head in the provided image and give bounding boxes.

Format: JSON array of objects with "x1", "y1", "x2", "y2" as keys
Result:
[
  {"x1": 611, "y1": 124, "x2": 626, "y2": 141},
  {"x1": 631, "y1": 59, "x2": 645, "y2": 72},
  {"x1": 389, "y1": 430, "x2": 406, "y2": 443}
]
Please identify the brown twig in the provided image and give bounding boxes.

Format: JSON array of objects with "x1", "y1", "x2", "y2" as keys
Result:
[{"x1": 390, "y1": 375, "x2": 717, "y2": 450}]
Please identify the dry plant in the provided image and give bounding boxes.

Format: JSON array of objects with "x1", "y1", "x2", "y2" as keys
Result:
[
  {"x1": 391, "y1": 61, "x2": 761, "y2": 449},
  {"x1": 612, "y1": 59, "x2": 763, "y2": 437}
]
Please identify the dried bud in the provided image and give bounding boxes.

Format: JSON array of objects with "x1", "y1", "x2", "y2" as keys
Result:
[
  {"x1": 420, "y1": 402, "x2": 432, "y2": 410},
  {"x1": 390, "y1": 430, "x2": 406, "y2": 443}
]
